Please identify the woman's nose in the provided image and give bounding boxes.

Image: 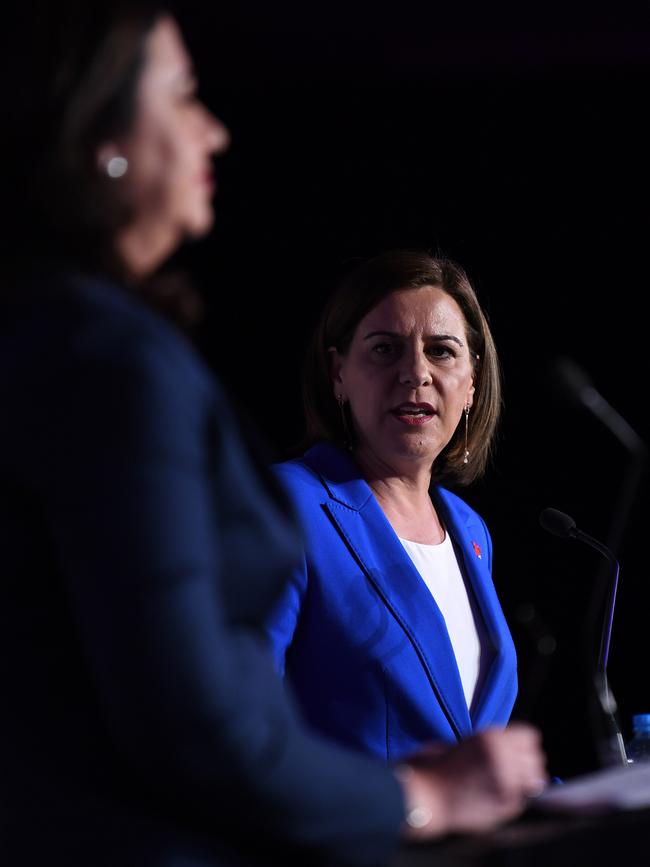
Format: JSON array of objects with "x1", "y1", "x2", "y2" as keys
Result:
[
  {"x1": 398, "y1": 351, "x2": 432, "y2": 387},
  {"x1": 203, "y1": 107, "x2": 231, "y2": 156}
]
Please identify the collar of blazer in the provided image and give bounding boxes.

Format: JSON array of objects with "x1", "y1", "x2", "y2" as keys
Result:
[{"x1": 301, "y1": 441, "x2": 514, "y2": 739}]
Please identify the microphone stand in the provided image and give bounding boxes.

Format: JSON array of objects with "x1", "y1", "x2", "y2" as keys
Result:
[
  {"x1": 548, "y1": 359, "x2": 647, "y2": 768},
  {"x1": 571, "y1": 526, "x2": 628, "y2": 768},
  {"x1": 592, "y1": 669, "x2": 628, "y2": 768}
]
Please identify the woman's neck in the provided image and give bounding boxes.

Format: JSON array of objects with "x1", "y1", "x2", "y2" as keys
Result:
[
  {"x1": 354, "y1": 447, "x2": 444, "y2": 545},
  {"x1": 115, "y1": 219, "x2": 178, "y2": 281}
]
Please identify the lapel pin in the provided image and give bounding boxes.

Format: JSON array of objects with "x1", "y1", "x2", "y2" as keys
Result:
[{"x1": 472, "y1": 540, "x2": 482, "y2": 559}]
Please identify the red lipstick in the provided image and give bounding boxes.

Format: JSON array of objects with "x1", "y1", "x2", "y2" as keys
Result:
[{"x1": 390, "y1": 402, "x2": 435, "y2": 426}]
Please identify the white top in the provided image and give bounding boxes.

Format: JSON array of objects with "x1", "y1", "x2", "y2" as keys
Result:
[{"x1": 399, "y1": 532, "x2": 485, "y2": 711}]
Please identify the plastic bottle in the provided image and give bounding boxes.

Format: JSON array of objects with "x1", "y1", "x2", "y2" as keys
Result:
[{"x1": 626, "y1": 714, "x2": 650, "y2": 764}]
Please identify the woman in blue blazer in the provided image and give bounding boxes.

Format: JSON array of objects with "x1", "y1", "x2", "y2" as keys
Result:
[{"x1": 266, "y1": 251, "x2": 518, "y2": 762}]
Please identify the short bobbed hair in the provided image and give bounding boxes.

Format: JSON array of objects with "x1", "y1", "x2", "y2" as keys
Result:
[
  {"x1": 5, "y1": 1, "x2": 203, "y2": 326},
  {"x1": 8, "y1": 1, "x2": 162, "y2": 277},
  {"x1": 302, "y1": 250, "x2": 502, "y2": 486}
]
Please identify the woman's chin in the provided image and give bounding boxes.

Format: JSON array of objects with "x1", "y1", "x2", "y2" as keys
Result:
[
  {"x1": 184, "y1": 206, "x2": 215, "y2": 239},
  {"x1": 385, "y1": 434, "x2": 440, "y2": 465}
]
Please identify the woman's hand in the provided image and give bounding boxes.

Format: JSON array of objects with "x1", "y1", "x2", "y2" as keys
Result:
[{"x1": 394, "y1": 723, "x2": 547, "y2": 840}]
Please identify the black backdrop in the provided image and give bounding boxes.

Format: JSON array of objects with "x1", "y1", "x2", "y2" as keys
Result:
[{"x1": 169, "y1": 3, "x2": 650, "y2": 781}]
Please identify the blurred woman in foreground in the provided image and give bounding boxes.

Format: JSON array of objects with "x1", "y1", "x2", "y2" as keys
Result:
[{"x1": 0, "y1": 3, "x2": 546, "y2": 864}]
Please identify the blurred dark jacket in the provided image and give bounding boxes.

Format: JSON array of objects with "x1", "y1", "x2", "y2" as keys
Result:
[{"x1": 0, "y1": 271, "x2": 403, "y2": 866}]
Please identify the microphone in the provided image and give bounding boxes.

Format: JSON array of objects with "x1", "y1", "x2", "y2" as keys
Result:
[
  {"x1": 549, "y1": 356, "x2": 647, "y2": 557},
  {"x1": 539, "y1": 507, "x2": 575, "y2": 539},
  {"x1": 548, "y1": 357, "x2": 646, "y2": 730},
  {"x1": 540, "y1": 507, "x2": 628, "y2": 767},
  {"x1": 540, "y1": 508, "x2": 617, "y2": 674},
  {"x1": 551, "y1": 357, "x2": 646, "y2": 459}
]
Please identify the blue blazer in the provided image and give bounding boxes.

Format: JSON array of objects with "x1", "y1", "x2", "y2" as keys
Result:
[
  {"x1": 0, "y1": 272, "x2": 403, "y2": 866},
  {"x1": 265, "y1": 442, "x2": 517, "y2": 761}
]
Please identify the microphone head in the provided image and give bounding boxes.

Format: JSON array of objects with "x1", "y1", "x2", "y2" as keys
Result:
[{"x1": 539, "y1": 507, "x2": 577, "y2": 539}]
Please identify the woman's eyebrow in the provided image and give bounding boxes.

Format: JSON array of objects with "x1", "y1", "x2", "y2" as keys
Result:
[
  {"x1": 363, "y1": 330, "x2": 464, "y2": 347},
  {"x1": 363, "y1": 330, "x2": 400, "y2": 340}
]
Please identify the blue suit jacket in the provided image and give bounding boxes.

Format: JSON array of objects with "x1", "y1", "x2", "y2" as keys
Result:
[
  {"x1": 265, "y1": 442, "x2": 517, "y2": 761},
  {"x1": 0, "y1": 272, "x2": 403, "y2": 866}
]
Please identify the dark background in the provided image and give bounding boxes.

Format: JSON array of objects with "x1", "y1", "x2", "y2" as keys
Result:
[{"x1": 172, "y1": 3, "x2": 649, "y2": 780}]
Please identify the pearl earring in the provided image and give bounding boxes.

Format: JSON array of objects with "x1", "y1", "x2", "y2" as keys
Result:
[{"x1": 105, "y1": 155, "x2": 128, "y2": 178}]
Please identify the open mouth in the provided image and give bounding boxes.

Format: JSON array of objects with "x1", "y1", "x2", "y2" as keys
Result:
[{"x1": 390, "y1": 403, "x2": 435, "y2": 425}]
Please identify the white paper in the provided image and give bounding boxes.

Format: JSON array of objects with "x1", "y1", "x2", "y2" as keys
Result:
[{"x1": 535, "y1": 761, "x2": 650, "y2": 814}]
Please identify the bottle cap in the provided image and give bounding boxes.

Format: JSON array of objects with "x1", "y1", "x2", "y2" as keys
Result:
[{"x1": 632, "y1": 714, "x2": 650, "y2": 733}]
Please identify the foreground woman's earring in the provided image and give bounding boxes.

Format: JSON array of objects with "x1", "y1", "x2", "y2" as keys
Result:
[
  {"x1": 337, "y1": 394, "x2": 353, "y2": 451},
  {"x1": 105, "y1": 155, "x2": 129, "y2": 178},
  {"x1": 97, "y1": 144, "x2": 129, "y2": 179},
  {"x1": 463, "y1": 404, "x2": 470, "y2": 464}
]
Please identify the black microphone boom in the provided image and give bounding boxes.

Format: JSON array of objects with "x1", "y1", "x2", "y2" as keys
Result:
[
  {"x1": 544, "y1": 361, "x2": 646, "y2": 768},
  {"x1": 539, "y1": 507, "x2": 627, "y2": 768},
  {"x1": 550, "y1": 356, "x2": 647, "y2": 556},
  {"x1": 540, "y1": 508, "x2": 619, "y2": 674},
  {"x1": 551, "y1": 357, "x2": 646, "y2": 459}
]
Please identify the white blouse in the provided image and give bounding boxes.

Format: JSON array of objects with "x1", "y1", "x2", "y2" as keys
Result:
[{"x1": 399, "y1": 531, "x2": 485, "y2": 711}]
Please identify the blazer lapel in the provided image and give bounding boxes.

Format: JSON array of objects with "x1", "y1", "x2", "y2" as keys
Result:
[
  {"x1": 434, "y1": 488, "x2": 514, "y2": 728},
  {"x1": 304, "y1": 443, "x2": 472, "y2": 740}
]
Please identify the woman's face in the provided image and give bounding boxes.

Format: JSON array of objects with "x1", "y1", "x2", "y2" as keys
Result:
[
  {"x1": 331, "y1": 285, "x2": 476, "y2": 471},
  {"x1": 107, "y1": 15, "x2": 229, "y2": 256}
]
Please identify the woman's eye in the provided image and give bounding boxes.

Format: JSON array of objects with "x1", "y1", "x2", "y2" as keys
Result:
[
  {"x1": 427, "y1": 345, "x2": 456, "y2": 360},
  {"x1": 371, "y1": 342, "x2": 395, "y2": 356}
]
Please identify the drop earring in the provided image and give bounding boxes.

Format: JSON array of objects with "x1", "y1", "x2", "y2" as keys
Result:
[
  {"x1": 463, "y1": 404, "x2": 470, "y2": 464},
  {"x1": 337, "y1": 394, "x2": 353, "y2": 451}
]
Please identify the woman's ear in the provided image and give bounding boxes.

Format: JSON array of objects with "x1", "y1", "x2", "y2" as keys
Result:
[
  {"x1": 328, "y1": 346, "x2": 345, "y2": 398},
  {"x1": 466, "y1": 379, "x2": 476, "y2": 409}
]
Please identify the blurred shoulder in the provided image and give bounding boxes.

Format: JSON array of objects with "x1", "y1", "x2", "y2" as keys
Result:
[
  {"x1": 3, "y1": 269, "x2": 217, "y2": 397},
  {"x1": 72, "y1": 272, "x2": 210, "y2": 379}
]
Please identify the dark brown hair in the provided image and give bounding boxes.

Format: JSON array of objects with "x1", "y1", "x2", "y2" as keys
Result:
[
  {"x1": 5, "y1": 0, "x2": 202, "y2": 327},
  {"x1": 302, "y1": 250, "x2": 502, "y2": 486},
  {"x1": 9, "y1": 2, "x2": 156, "y2": 267}
]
